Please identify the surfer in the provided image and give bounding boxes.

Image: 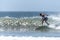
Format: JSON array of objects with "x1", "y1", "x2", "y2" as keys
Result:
[{"x1": 40, "y1": 13, "x2": 49, "y2": 26}]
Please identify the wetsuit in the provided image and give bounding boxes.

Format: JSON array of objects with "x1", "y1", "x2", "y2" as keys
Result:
[{"x1": 42, "y1": 15, "x2": 48, "y2": 21}]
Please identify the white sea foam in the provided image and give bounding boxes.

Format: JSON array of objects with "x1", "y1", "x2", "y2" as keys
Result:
[
  {"x1": 48, "y1": 15, "x2": 60, "y2": 29},
  {"x1": 0, "y1": 15, "x2": 59, "y2": 32},
  {"x1": 0, "y1": 36, "x2": 60, "y2": 40}
]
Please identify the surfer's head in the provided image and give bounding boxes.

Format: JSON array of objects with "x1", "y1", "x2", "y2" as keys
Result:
[
  {"x1": 40, "y1": 13, "x2": 45, "y2": 17},
  {"x1": 40, "y1": 13, "x2": 42, "y2": 16}
]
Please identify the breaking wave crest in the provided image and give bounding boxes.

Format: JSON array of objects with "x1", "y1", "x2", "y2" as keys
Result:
[{"x1": 0, "y1": 15, "x2": 60, "y2": 32}]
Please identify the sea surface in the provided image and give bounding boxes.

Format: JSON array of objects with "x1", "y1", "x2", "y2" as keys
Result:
[{"x1": 0, "y1": 12, "x2": 60, "y2": 40}]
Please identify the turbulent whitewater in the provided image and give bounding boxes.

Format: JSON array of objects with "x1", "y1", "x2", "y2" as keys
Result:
[{"x1": 0, "y1": 15, "x2": 59, "y2": 32}]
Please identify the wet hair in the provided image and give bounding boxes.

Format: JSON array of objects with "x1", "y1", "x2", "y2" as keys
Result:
[
  {"x1": 40, "y1": 13, "x2": 42, "y2": 16},
  {"x1": 40, "y1": 13, "x2": 45, "y2": 17}
]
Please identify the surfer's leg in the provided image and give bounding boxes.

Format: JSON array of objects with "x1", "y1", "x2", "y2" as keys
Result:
[
  {"x1": 45, "y1": 21, "x2": 49, "y2": 25},
  {"x1": 42, "y1": 20, "x2": 44, "y2": 26},
  {"x1": 44, "y1": 17, "x2": 49, "y2": 25}
]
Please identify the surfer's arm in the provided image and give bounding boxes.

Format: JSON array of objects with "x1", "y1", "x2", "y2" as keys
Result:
[
  {"x1": 43, "y1": 14, "x2": 48, "y2": 16},
  {"x1": 41, "y1": 13, "x2": 48, "y2": 16}
]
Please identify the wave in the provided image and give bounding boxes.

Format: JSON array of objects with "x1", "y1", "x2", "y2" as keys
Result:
[
  {"x1": 0, "y1": 15, "x2": 60, "y2": 32},
  {"x1": 0, "y1": 36, "x2": 60, "y2": 40}
]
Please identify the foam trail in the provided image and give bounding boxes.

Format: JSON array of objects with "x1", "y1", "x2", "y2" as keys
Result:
[{"x1": 0, "y1": 36, "x2": 60, "y2": 40}]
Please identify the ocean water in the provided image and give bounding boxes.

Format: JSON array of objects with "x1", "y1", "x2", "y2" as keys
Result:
[{"x1": 0, "y1": 12, "x2": 60, "y2": 40}]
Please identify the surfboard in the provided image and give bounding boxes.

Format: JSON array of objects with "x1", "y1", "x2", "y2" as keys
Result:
[{"x1": 35, "y1": 26, "x2": 50, "y2": 31}]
